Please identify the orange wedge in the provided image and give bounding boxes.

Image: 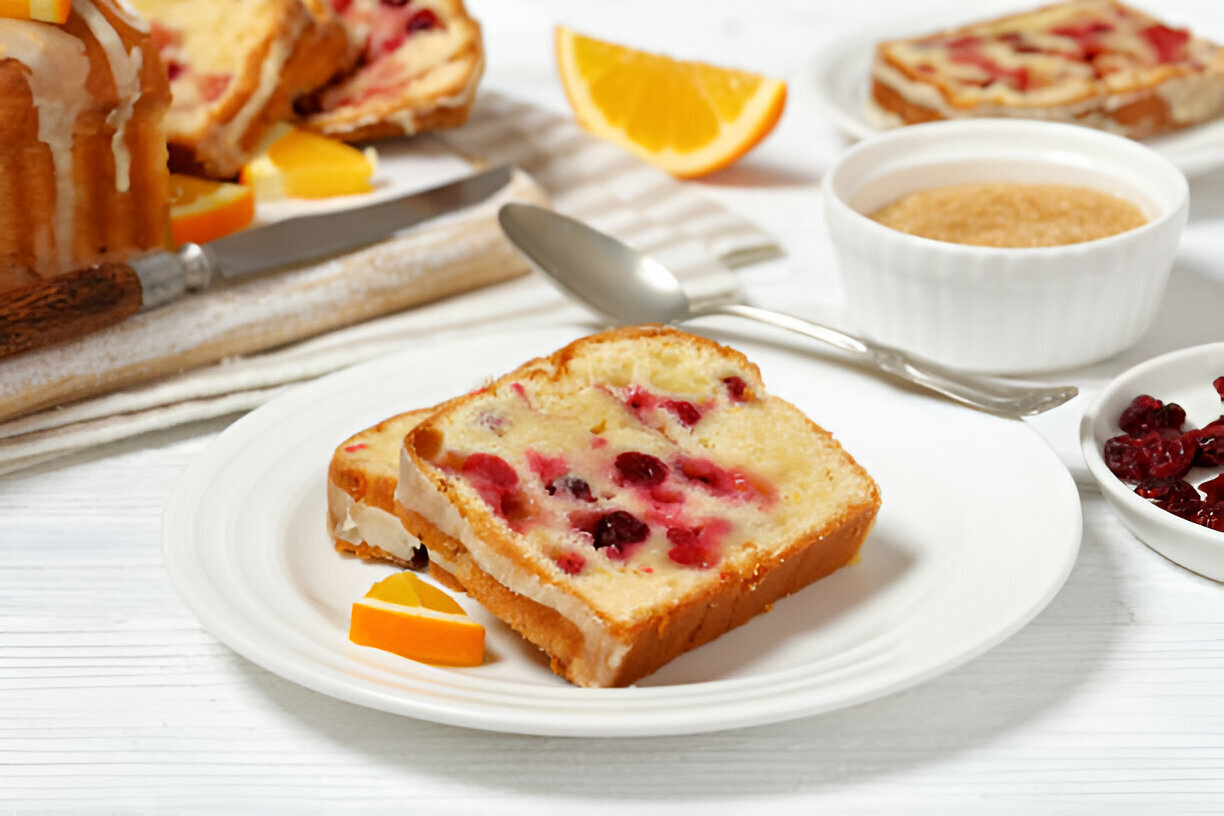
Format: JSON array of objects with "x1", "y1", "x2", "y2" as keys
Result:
[
  {"x1": 240, "y1": 124, "x2": 378, "y2": 201},
  {"x1": 349, "y1": 572, "x2": 485, "y2": 667},
  {"x1": 0, "y1": 0, "x2": 71, "y2": 24},
  {"x1": 555, "y1": 26, "x2": 787, "y2": 179},
  {"x1": 168, "y1": 174, "x2": 255, "y2": 247}
]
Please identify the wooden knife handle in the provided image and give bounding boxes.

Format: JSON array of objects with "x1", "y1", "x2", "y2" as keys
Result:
[{"x1": 0, "y1": 262, "x2": 144, "y2": 361}]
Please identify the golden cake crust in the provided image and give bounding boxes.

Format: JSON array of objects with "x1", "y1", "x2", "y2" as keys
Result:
[{"x1": 871, "y1": 0, "x2": 1224, "y2": 139}]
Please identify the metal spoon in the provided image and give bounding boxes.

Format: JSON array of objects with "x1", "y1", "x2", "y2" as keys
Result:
[{"x1": 498, "y1": 203, "x2": 1078, "y2": 417}]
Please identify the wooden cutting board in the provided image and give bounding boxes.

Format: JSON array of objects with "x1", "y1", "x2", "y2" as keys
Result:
[{"x1": 0, "y1": 163, "x2": 550, "y2": 423}]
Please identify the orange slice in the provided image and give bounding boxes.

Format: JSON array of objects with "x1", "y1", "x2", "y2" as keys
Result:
[
  {"x1": 0, "y1": 0, "x2": 70, "y2": 24},
  {"x1": 349, "y1": 572, "x2": 485, "y2": 667},
  {"x1": 555, "y1": 27, "x2": 787, "y2": 179},
  {"x1": 169, "y1": 174, "x2": 255, "y2": 247},
  {"x1": 240, "y1": 124, "x2": 378, "y2": 201}
]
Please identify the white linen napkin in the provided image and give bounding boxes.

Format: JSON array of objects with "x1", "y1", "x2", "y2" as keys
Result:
[{"x1": 0, "y1": 92, "x2": 780, "y2": 475}]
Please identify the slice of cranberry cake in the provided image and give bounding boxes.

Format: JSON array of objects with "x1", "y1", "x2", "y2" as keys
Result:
[
  {"x1": 300, "y1": 0, "x2": 483, "y2": 142},
  {"x1": 395, "y1": 326, "x2": 880, "y2": 688},
  {"x1": 872, "y1": 0, "x2": 1224, "y2": 140},
  {"x1": 328, "y1": 407, "x2": 436, "y2": 571},
  {"x1": 132, "y1": 0, "x2": 355, "y2": 177}
]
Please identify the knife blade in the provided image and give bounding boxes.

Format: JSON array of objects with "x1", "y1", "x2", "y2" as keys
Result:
[{"x1": 0, "y1": 164, "x2": 514, "y2": 361}]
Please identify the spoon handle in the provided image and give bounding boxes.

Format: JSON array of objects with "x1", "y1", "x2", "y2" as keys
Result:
[{"x1": 690, "y1": 302, "x2": 1078, "y2": 417}]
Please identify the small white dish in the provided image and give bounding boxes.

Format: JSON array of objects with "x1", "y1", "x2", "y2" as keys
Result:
[
  {"x1": 822, "y1": 118, "x2": 1189, "y2": 375},
  {"x1": 1080, "y1": 343, "x2": 1224, "y2": 582}
]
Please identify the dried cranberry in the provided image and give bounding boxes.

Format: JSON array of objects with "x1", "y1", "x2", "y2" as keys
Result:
[
  {"x1": 378, "y1": 0, "x2": 409, "y2": 6},
  {"x1": 166, "y1": 60, "x2": 185, "y2": 81},
  {"x1": 1199, "y1": 473, "x2": 1224, "y2": 505},
  {"x1": 666, "y1": 527, "x2": 714, "y2": 567},
  {"x1": 615, "y1": 451, "x2": 669, "y2": 486},
  {"x1": 1193, "y1": 420, "x2": 1224, "y2": 467},
  {"x1": 1134, "y1": 477, "x2": 1201, "y2": 520},
  {"x1": 406, "y1": 8, "x2": 440, "y2": 32},
  {"x1": 663, "y1": 399, "x2": 702, "y2": 427},
  {"x1": 1214, "y1": 377, "x2": 1224, "y2": 401},
  {"x1": 1103, "y1": 430, "x2": 1195, "y2": 482},
  {"x1": 555, "y1": 552, "x2": 586, "y2": 575},
  {"x1": 1140, "y1": 24, "x2": 1189, "y2": 63},
  {"x1": 331, "y1": 0, "x2": 353, "y2": 11},
  {"x1": 1118, "y1": 394, "x2": 1186, "y2": 436},
  {"x1": 1195, "y1": 503, "x2": 1224, "y2": 531},
  {"x1": 678, "y1": 456, "x2": 765, "y2": 501},
  {"x1": 723, "y1": 376, "x2": 748, "y2": 402},
  {"x1": 549, "y1": 476, "x2": 594, "y2": 503},
  {"x1": 462, "y1": 452, "x2": 518, "y2": 487},
  {"x1": 665, "y1": 519, "x2": 731, "y2": 568},
  {"x1": 583, "y1": 510, "x2": 649, "y2": 553}
]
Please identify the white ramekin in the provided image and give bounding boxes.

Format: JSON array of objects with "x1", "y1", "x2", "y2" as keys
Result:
[{"x1": 822, "y1": 119, "x2": 1189, "y2": 375}]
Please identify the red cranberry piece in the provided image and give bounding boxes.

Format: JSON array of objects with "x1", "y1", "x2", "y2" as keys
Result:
[
  {"x1": 166, "y1": 60, "x2": 185, "y2": 81},
  {"x1": 379, "y1": 0, "x2": 409, "y2": 5},
  {"x1": 615, "y1": 451, "x2": 669, "y2": 486},
  {"x1": 331, "y1": 0, "x2": 353, "y2": 11},
  {"x1": 463, "y1": 452, "x2": 518, "y2": 487},
  {"x1": 666, "y1": 527, "x2": 715, "y2": 567},
  {"x1": 1103, "y1": 430, "x2": 1195, "y2": 482},
  {"x1": 1193, "y1": 420, "x2": 1224, "y2": 467},
  {"x1": 1214, "y1": 377, "x2": 1224, "y2": 401},
  {"x1": 665, "y1": 518, "x2": 731, "y2": 568},
  {"x1": 624, "y1": 387, "x2": 657, "y2": 417},
  {"x1": 198, "y1": 73, "x2": 231, "y2": 103},
  {"x1": 549, "y1": 476, "x2": 595, "y2": 503},
  {"x1": 1118, "y1": 394, "x2": 1185, "y2": 436},
  {"x1": 1199, "y1": 473, "x2": 1224, "y2": 505},
  {"x1": 582, "y1": 510, "x2": 649, "y2": 553},
  {"x1": 663, "y1": 399, "x2": 702, "y2": 427},
  {"x1": 722, "y1": 376, "x2": 748, "y2": 402},
  {"x1": 1134, "y1": 477, "x2": 1202, "y2": 520},
  {"x1": 555, "y1": 552, "x2": 586, "y2": 575},
  {"x1": 1195, "y1": 503, "x2": 1224, "y2": 532},
  {"x1": 1140, "y1": 24, "x2": 1189, "y2": 63},
  {"x1": 406, "y1": 8, "x2": 440, "y2": 32}
]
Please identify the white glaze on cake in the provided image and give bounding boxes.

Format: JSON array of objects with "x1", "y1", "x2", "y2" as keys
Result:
[
  {"x1": 76, "y1": 0, "x2": 145, "y2": 192},
  {"x1": 0, "y1": 18, "x2": 91, "y2": 271}
]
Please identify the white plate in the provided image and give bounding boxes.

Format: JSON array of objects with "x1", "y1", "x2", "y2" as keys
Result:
[
  {"x1": 809, "y1": 18, "x2": 1224, "y2": 176},
  {"x1": 162, "y1": 323, "x2": 1082, "y2": 737}
]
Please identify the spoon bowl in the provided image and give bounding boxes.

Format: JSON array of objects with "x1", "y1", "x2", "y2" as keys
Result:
[{"x1": 498, "y1": 202, "x2": 1078, "y2": 418}]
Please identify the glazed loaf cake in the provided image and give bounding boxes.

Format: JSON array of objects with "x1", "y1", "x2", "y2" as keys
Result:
[
  {"x1": 394, "y1": 326, "x2": 881, "y2": 688},
  {"x1": 300, "y1": 0, "x2": 484, "y2": 143},
  {"x1": 0, "y1": 0, "x2": 170, "y2": 292},
  {"x1": 872, "y1": 0, "x2": 1224, "y2": 140}
]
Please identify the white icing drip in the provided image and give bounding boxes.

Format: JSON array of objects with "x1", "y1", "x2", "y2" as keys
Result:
[
  {"x1": 105, "y1": 0, "x2": 150, "y2": 33},
  {"x1": 0, "y1": 19, "x2": 91, "y2": 272},
  {"x1": 77, "y1": 0, "x2": 144, "y2": 192}
]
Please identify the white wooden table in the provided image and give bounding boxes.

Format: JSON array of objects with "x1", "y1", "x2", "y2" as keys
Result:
[{"x1": 4, "y1": 0, "x2": 1223, "y2": 810}]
